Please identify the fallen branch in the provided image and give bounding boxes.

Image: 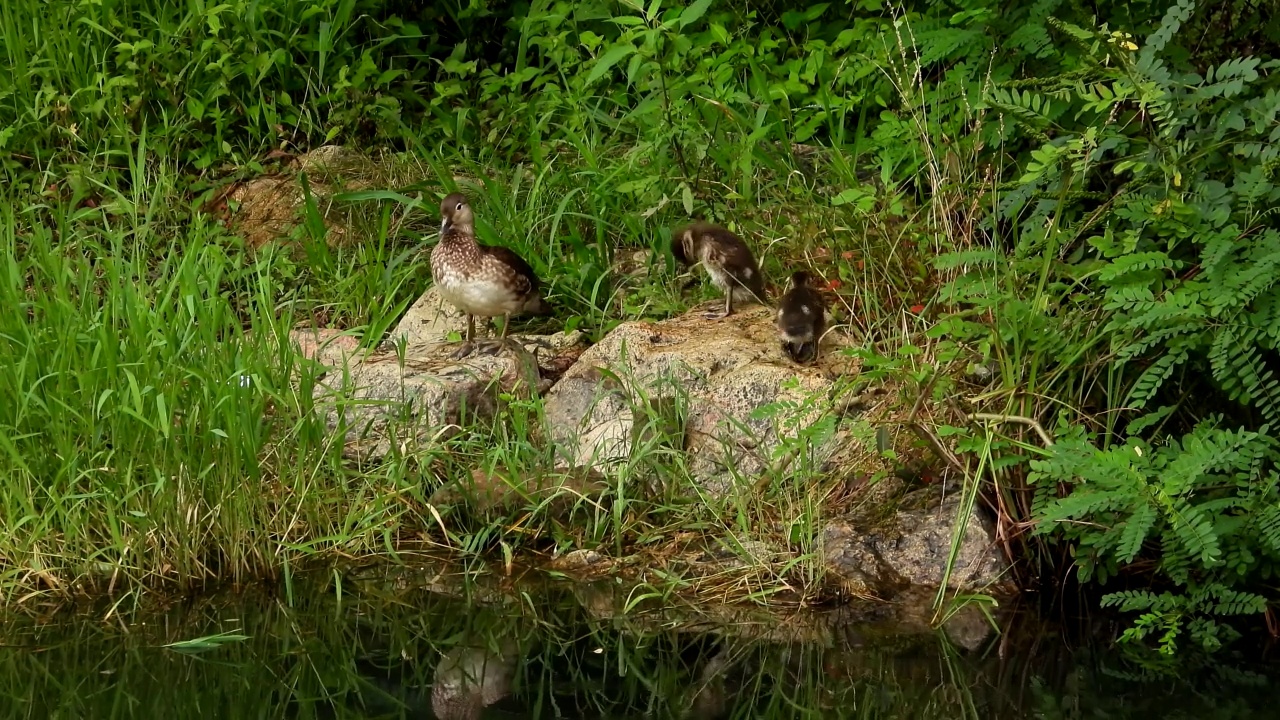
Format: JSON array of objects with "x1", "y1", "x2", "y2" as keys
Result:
[{"x1": 966, "y1": 413, "x2": 1055, "y2": 448}]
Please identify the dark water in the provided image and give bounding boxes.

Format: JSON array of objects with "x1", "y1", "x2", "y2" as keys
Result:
[{"x1": 1, "y1": 560, "x2": 1276, "y2": 719}]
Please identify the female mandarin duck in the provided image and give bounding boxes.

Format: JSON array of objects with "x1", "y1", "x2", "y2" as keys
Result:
[{"x1": 431, "y1": 192, "x2": 548, "y2": 358}]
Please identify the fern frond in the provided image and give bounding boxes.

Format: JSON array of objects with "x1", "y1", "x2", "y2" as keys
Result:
[
  {"x1": 1197, "y1": 57, "x2": 1263, "y2": 100},
  {"x1": 1124, "y1": 349, "x2": 1188, "y2": 409},
  {"x1": 1209, "y1": 326, "x2": 1280, "y2": 425},
  {"x1": 1162, "y1": 498, "x2": 1221, "y2": 567},
  {"x1": 1255, "y1": 503, "x2": 1280, "y2": 553},
  {"x1": 1098, "y1": 251, "x2": 1180, "y2": 281},
  {"x1": 986, "y1": 87, "x2": 1057, "y2": 130},
  {"x1": 1140, "y1": 0, "x2": 1195, "y2": 60},
  {"x1": 916, "y1": 28, "x2": 985, "y2": 66},
  {"x1": 1117, "y1": 502, "x2": 1158, "y2": 563}
]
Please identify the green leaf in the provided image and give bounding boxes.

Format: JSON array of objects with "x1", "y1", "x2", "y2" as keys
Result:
[
  {"x1": 586, "y1": 44, "x2": 636, "y2": 86},
  {"x1": 677, "y1": 0, "x2": 714, "y2": 29},
  {"x1": 163, "y1": 631, "x2": 251, "y2": 654}
]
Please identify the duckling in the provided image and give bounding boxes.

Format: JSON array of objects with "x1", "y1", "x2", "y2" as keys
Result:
[
  {"x1": 671, "y1": 222, "x2": 767, "y2": 319},
  {"x1": 776, "y1": 270, "x2": 826, "y2": 364},
  {"x1": 431, "y1": 193, "x2": 548, "y2": 358}
]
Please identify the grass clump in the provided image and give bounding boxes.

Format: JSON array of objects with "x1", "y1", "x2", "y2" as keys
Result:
[{"x1": 0, "y1": 141, "x2": 450, "y2": 600}]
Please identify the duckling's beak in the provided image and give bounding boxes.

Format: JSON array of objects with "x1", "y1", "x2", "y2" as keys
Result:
[{"x1": 440, "y1": 216, "x2": 452, "y2": 234}]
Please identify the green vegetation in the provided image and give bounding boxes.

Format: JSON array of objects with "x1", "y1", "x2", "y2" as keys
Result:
[{"x1": 2, "y1": 0, "x2": 1279, "y2": 660}]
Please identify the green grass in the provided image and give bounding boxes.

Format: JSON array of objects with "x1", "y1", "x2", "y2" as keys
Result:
[
  {"x1": 0, "y1": 0, "x2": 966, "y2": 607},
  {"x1": 1, "y1": 153, "x2": 375, "y2": 598},
  {"x1": 0, "y1": 112, "x2": 935, "y2": 606}
]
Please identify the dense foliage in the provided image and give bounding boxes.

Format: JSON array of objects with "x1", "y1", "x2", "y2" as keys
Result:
[{"x1": 2, "y1": 0, "x2": 1279, "y2": 656}]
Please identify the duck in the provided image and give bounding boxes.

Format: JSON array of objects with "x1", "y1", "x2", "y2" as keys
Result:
[
  {"x1": 431, "y1": 192, "x2": 548, "y2": 358},
  {"x1": 776, "y1": 270, "x2": 826, "y2": 364},
  {"x1": 671, "y1": 221, "x2": 767, "y2": 319}
]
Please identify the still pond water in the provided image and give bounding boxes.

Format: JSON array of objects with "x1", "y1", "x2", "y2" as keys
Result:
[{"x1": 1, "y1": 560, "x2": 1276, "y2": 719}]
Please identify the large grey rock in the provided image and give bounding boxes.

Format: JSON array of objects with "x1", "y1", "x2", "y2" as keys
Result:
[
  {"x1": 390, "y1": 286, "x2": 587, "y2": 363},
  {"x1": 542, "y1": 304, "x2": 856, "y2": 496},
  {"x1": 311, "y1": 286, "x2": 588, "y2": 460},
  {"x1": 822, "y1": 485, "x2": 1009, "y2": 597},
  {"x1": 390, "y1": 286, "x2": 471, "y2": 346},
  {"x1": 532, "y1": 291, "x2": 1011, "y2": 595},
  {"x1": 313, "y1": 343, "x2": 539, "y2": 460}
]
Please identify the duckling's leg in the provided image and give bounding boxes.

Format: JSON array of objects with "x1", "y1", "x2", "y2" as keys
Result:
[{"x1": 702, "y1": 291, "x2": 733, "y2": 320}]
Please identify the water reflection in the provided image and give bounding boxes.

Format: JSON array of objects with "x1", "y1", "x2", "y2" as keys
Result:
[{"x1": 0, "y1": 559, "x2": 1275, "y2": 719}]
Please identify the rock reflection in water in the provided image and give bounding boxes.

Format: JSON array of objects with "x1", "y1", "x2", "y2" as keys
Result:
[{"x1": 430, "y1": 640, "x2": 520, "y2": 720}]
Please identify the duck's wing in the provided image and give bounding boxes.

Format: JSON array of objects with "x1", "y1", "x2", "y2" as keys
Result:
[
  {"x1": 477, "y1": 243, "x2": 540, "y2": 295},
  {"x1": 697, "y1": 226, "x2": 764, "y2": 296}
]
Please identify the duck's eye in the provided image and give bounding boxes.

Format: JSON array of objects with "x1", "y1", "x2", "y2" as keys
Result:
[{"x1": 455, "y1": 203, "x2": 463, "y2": 211}]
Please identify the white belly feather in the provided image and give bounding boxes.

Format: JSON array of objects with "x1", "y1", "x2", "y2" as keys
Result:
[{"x1": 437, "y1": 276, "x2": 523, "y2": 317}]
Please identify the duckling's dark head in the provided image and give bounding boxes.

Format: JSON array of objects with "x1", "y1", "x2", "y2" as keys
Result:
[
  {"x1": 440, "y1": 193, "x2": 474, "y2": 233},
  {"x1": 670, "y1": 227, "x2": 696, "y2": 266},
  {"x1": 789, "y1": 270, "x2": 811, "y2": 289}
]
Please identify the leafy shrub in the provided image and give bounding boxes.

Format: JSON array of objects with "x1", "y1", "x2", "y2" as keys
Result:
[{"x1": 939, "y1": 0, "x2": 1280, "y2": 652}]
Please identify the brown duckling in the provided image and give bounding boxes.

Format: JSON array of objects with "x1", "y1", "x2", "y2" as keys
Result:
[
  {"x1": 776, "y1": 270, "x2": 826, "y2": 364},
  {"x1": 431, "y1": 193, "x2": 548, "y2": 358},
  {"x1": 671, "y1": 221, "x2": 767, "y2": 319}
]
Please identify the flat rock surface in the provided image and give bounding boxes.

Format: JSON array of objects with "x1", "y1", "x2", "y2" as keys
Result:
[
  {"x1": 390, "y1": 286, "x2": 588, "y2": 382},
  {"x1": 543, "y1": 302, "x2": 857, "y2": 495},
  {"x1": 313, "y1": 342, "x2": 539, "y2": 460}
]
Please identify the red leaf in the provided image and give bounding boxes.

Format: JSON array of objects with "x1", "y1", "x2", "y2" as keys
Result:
[
  {"x1": 909, "y1": 303, "x2": 925, "y2": 314},
  {"x1": 855, "y1": 260, "x2": 865, "y2": 270},
  {"x1": 826, "y1": 279, "x2": 843, "y2": 291},
  {"x1": 841, "y1": 250, "x2": 855, "y2": 260}
]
